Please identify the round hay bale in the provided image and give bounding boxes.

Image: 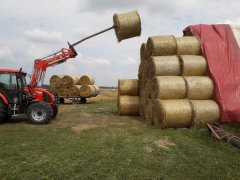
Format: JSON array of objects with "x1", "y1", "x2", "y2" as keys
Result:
[
  {"x1": 153, "y1": 99, "x2": 192, "y2": 128},
  {"x1": 56, "y1": 87, "x2": 68, "y2": 96},
  {"x1": 184, "y1": 76, "x2": 214, "y2": 100},
  {"x1": 93, "y1": 85, "x2": 100, "y2": 94},
  {"x1": 148, "y1": 56, "x2": 181, "y2": 78},
  {"x1": 79, "y1": 75, "x2": 95, "y2": 85},
  {"x1": 50, "y1": 75, "x2": 63, "y2": 88},
  {"x1": 145, "y1": 99, "x2": 153, "y2": 124},
  {"x1": 151, "y1": 76, "x2": 186, "y2": 99},
  {"x1": 113, "y1": 11, "x2": 141, "y2": 42},
  {"x1": 190, "y1": 100, "x2": 220, "y2": 127},
  {"x1": 62, "y1": 75, "x2": 81, "y2": 87},
  {"x1": 179, "y1": 55, "x2": 207, "y2": 76},
  {"x1": 69, "y1": 85, "x2": 82, "y2": 96},
  {"x1": 118, "y1": 79, "x2": 139, "y2": 96},
  {"x1": 176, "y1": 36, "x2": 200, "y2": 55},
  {"x1": 118, "y1": 95, "x2": 140, "y2": 116},
  {"x1": 80, "y1": 85, "x2": 97, "y2": 98},
  {"x1": 146, "y1": 35, "x2": 177, "y2": 57},
  {"x1": 140, "y1": 43, "x2": 147, "y2": 62}
]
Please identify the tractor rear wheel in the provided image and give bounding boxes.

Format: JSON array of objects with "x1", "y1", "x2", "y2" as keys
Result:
[
  {"x1": 0, "y1": 101, "x2": 6, "y2": 123},
  {"x1": 27, "y1": 102, "x2": 53, "y2": 124}
]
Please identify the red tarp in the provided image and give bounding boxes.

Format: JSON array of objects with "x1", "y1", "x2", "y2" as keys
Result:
[{"x1": 184, "y1": 24, "x2": 240, "y2": 122}]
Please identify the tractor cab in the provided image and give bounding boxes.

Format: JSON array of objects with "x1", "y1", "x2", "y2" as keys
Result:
[{"x1": 0, "y1": 69, "x2": 27, "y2": 106}]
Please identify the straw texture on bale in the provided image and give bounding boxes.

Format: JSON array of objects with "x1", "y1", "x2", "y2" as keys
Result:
[
  {"x1": 176, "y1": 36, "x2": 200, "y2": 55},
  {"x1": 80, "y1": 85, "x2": 99, "y2": 98},
  {"x1": 145, "y1": 99, "x2": 153, "y2": 124},
  {"x1": 140, "y1": 43, "x2": 147, "y2": 62},
  {"x1": 50, "y1": 75, "x2": 63, "y2": 88},
  {"x1": 69, "y1": 85, "x2": 82, "y2": 96},
  {"x1": 184, "y1": 76, "x2": 214, "y2": 100},
  {"x1": 118, "y1": 79, "x2": 139, "y2": 96},
  {"x1": 62, "y1": 75, "x2": 80, "y2": 87},
  {"x1": 79, "y1": 75, "x2": 95, "y2": 85},
  {"x1": 151, "y1": 76, "x2": 186, "y2": 99},
  {"x1": 148, "y1": 56, "x2": 181, "y2": 78},
  {"x1": 190, "y1": 100, "x2": 220, "y2": 127},
  {"x1": 56, "y1": 87, "x2": 68, "y2": 96},
  {"x1": 147, "y1": 35, "x2": 177, "y2": 57},
  {"x1": 46, "y1": 86, "x2": 58, "y2": 95},
  {"x1": 179, "y1": 55, "x2": 207, "y2": 76},
  {"x1": 113, "y1": 11, "x2": 141, "y2": 42},
  {"x1": 153, "y1": 100, "x2": 192, "y2": 128},
  {"x1": 118, "y1": 95, "x2": 140, "y2": 116}
]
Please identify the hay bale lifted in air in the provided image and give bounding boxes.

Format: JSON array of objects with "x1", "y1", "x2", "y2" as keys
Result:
[
  {"x1": 153, "y1": 99, "x2": 192, "y2": 128},
  {"x1": 118, "y1": 79, "x2": 139, "y2": 96},
  {"x1": 118, "y1": 95, "x2": 140, "y2": 116},
  {"x1": 79, "y1": 75, "x2": 95, "y2": 85},
  {"x1": 184, "y1": 76, "x2": 214, "y2": 100},
  {"x1": 148, "y1": 56, "x2": 181, "y2": 78},
  {"x1": 190, "y1": 100, "x2": 220, "y2": 127},
  {"x1": 69, "y1": 85, "x2": 82, "y2": 96},
  {"x1": 147, "y1": 35, "x2": 177, "y2": 57},
  {"x1": 151, "y1": 76, "x2": 187, "y2": 99},
  {"x1": 179, "y1": 55, "x2": 207, "y2": 76},
  {"x1": 113, "y1": 11, "x2": 141, "y2": 42},
  {"x1": 80, "y1": 85, "x2": 99, "y2": 98},
  {"x1": 62, "y1": 75, "x2": 81, "y2": 87},
  {"x1": 50, "y1": 75, "x2": 63, "y2": 88},
  {"x1": 176, "y1": 36, "x2": 200, "y2": 55}
]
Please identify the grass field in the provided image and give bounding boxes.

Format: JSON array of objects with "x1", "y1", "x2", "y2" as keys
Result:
[{"x1": 0, "y1": 90, "x2": 240, "y2": 179}]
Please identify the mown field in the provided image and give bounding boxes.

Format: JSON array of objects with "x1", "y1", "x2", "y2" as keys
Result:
[{"x1": 0, "y1": 90, "x2": 240, "y2": 179}]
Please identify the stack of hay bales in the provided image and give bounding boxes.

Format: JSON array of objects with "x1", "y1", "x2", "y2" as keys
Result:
[
  {"x1": 117, "y1": 79, "x2": 140, "y2": 116},
  {"x1": 49, "y1": 75, "x2": 99, "y2": 98},
  {"x1": 118, "y1": 35, "x2": 220, "y2": 128}
]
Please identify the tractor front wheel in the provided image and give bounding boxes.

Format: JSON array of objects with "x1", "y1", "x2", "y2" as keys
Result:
[
  {"x1": 52, "y1": 104, "x2": 58, "y2": 119},
  {"x1": 27, "y1": 102, "x2": 53, "y2": 124}
]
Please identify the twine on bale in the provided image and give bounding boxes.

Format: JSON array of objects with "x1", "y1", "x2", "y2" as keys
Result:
[
  {"x1": 113, "y1": 11, "x2": 141, "y2": 42},
  {"x1": 184, "y1": 76, "x2": 214, "y2": 100},
  {"x1": 69, "y1": 85, "x2": 82, "y2": 96},
  {"x1": 151, "y1": 76, "x2": 187, "y2": 99},
  {"x1": 176, "y1": 36, "x2": 200, "y2": 55},
  {"x1": 189, "y1": 100, "x2": 220, "y2": 128},
  {"x1": 62, "y1": 75, "x2": 81, "y2": 87},
  {"x1": 50, "y1": 75, "x2": 63, "y2": 88},
  {"x1": 179, "y1": 55, "x2": 207, "y2": 76},
  {"x1": 79, "y1": 75, "x2": 95, "y2": 85},
  {"x1": 148, "y1": 56, "x2": 181, "y2": 78},
  {"x1": 147, "y1": 35, "x2": 177, "y2": 57},
  {"x1": 153, "y1": 99, "x2": 192, "y2": 128},
  {"x1": 118, "y1": 79, "x2": 139, "y2": 96},
  {"x1": 118, "y1": 95, "x2": 140, "y2": 116}
]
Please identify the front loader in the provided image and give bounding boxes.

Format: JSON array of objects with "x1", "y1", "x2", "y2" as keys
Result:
[{"x1": 0, "y1": 11, "x2": 141, "y2": 124}]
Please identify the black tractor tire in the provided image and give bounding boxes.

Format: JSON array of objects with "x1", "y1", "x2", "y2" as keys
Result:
[
  {"x1": 0, "y1": 101, "x2": 7, "y2": 123},
  {"x1": 59, "y1": 97, "x2": 65, "y2": 104},
  {"x1": 26, "y1": 102, "x2": 53, "y2": 124},
  {"x1": 52, "y1": 105, "x2": 58, "y2": 119},
  {"x1": 79, "y1": 98, "x2": 87, "y2": 104}
]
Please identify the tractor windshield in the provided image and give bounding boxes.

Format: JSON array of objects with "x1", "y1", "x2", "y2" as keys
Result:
[{"x1": 0, "y1": 72, "x2": 18, "y2": 101}]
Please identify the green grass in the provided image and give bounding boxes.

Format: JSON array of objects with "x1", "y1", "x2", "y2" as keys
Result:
[{"x1": 0, "y1": 100, "x2": 240, "y2": 179}]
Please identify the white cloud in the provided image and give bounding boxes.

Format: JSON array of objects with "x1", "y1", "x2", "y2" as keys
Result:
[
  {"x1": 24, "y1": 29, "x2": 63, "y2": 44},
  {"x1": 25, "y1": 45, "x2": 51, "y2": 60},
  {"x1": 79, "y1": 57, "x2": 111, "y2": 66},
  {"x1": 0, "y1": 46, "x2": 16, "y2": 63},
  {"x1": 120, "y1": 57, "x2": 137, "y2": 66}
]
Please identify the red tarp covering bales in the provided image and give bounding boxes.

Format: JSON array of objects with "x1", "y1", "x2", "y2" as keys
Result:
[{"x1": 184, "y1": 24, "x2": 240, "y2": 122}]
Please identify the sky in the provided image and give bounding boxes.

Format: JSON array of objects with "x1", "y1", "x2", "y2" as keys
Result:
[{"x1": 0, "y1": 0, "x2": 240, "y2": 86}]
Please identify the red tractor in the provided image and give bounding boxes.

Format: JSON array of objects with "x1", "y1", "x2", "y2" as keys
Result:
[{"x1": 0, "y1": 26, "x2": 116, "y2": 124}]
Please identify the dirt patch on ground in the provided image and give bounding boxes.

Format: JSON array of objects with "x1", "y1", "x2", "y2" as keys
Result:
[
  {"x1": 155, "y1": 137, "x2": 176, "y2": 150},
  {"x1": 71, "y1": 124, "x2": 106, "y2": 132},
  {"x1": 145, "y1": 146, "x2": 153, "y2": 154}
]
